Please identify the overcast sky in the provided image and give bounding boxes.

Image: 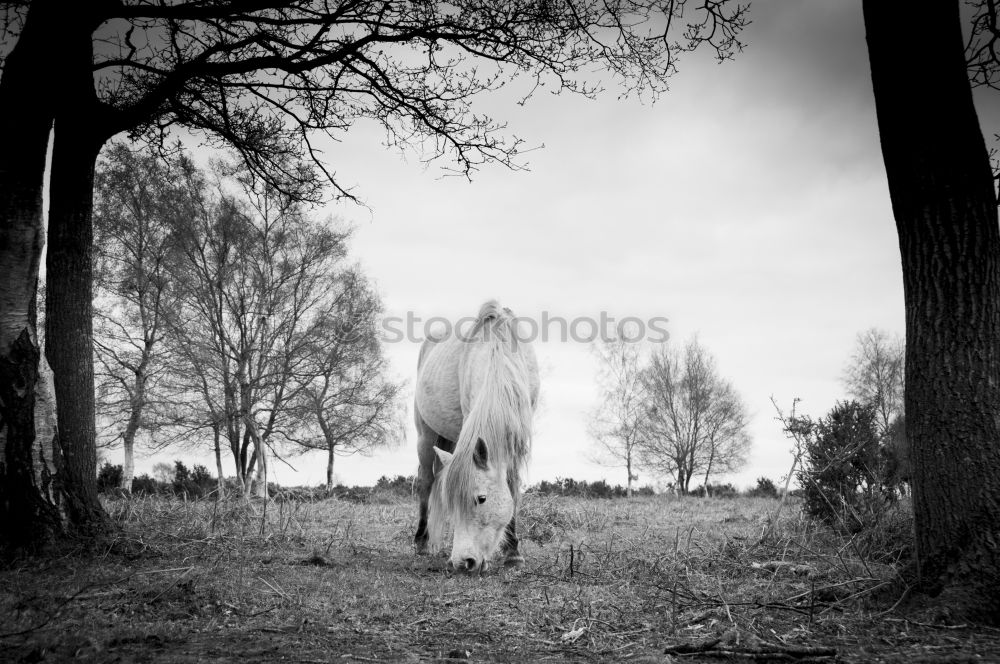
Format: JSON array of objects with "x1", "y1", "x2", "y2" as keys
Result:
[{"x1": 131, "y1": 1, "x2": 996, "y2": 490}]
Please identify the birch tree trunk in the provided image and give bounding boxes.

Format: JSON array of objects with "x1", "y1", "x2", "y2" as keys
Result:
[
  {"x1": 0, "y1": 0, "x2": 66, "y2": 547},
  {"x1": 213, "y1": 425, "x2": 226, "y2": 498},
  {"x1": 327, "y1": 443, "x2": 337, "y2": 494}
]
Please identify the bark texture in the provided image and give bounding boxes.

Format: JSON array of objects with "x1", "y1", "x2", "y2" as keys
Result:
[
  {"x1": 0, "y1": 0, "x2": 65, "y2": 548},
  {"x1": 46, "y1": 111, "x2": 107, "y2": 531},
  {"x1": 865, "y1": 1, "x2": 1000, "y2": 622},
  {"x1": 42, "y1": 2, "x2": 116, "y2": 531}
]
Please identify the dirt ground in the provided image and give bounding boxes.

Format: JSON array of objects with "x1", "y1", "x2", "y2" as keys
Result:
[{"x1": 2, "y1": 494, "x2": 998, "y2": 663}]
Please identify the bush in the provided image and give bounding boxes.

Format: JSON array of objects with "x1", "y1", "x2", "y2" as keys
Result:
[
  {"x1": 97, "y1": 463, "x2": 124, "y2": 494},
  {"x1": 169, "y1": 461, "x2": 218, "y2": 499},
  {"x1": 529, "y1": 477, "x2": 639, "y2": 498},
  {"x1": 798, "y1": 400, "x2": 895, "y2": 532},
  {"x1": 688, "y1": 483, "x2": 738, "y2": 498},
  {"x1": 748, "y1": 477, "x2": 779, "y2": 499},
  {"x1": 131, "y1": 474, "x2": 162, "y2": 496},
  {"x1": 374, "y1": 475, "x2": 414, "y2": 497}
]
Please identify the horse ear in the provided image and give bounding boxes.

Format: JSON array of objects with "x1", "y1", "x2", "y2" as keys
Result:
[
  {"x1": 473, "y1": 438, "x2": 489, "y2": 470},
  {"x1": 434, "y1": 447, "x2": 454, "y2": 467}
]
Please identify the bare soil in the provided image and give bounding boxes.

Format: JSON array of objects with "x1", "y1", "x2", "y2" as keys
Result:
[{"x1": 2, "y1": 494, "x2": 998, "y2": 662}]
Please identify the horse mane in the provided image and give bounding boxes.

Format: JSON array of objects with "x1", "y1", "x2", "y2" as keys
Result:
[{"x1": 426, "y1": 300, "x2": 534, "y2": 550}]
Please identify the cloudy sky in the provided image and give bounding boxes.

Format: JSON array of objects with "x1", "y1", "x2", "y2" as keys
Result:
[{"x1": 132, "y1": 1, "x2": 996, "y2": 489}]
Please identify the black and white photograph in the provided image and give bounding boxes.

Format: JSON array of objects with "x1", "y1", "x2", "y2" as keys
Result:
[{"x1": 1, "y1": 0, "x2": 999, "y2": 661}]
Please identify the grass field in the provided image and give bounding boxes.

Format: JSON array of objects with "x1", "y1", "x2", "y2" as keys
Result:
[{"x1": 2, "y1": 492, "x2": 998, "y2": 662}]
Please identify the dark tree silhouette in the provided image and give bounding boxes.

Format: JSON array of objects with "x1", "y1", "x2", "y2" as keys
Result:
[
  {"x1": 864, "y1": 1, "x2": 1000, "y2": 621},
  {"x1": 0, "y1": 0, "x2": 749, "y2": 547}
]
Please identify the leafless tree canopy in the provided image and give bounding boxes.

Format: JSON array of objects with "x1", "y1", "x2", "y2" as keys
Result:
[
  {"x1": 589, "y1": 334, "x2": 750, "y2": 495},
  {"x1": 841, "y1": 328, "x2": 904, "y2": 439},
  {"x1": 93, "y1": 144, "x2": 196, "y2": 487},
  {"x1": 2, "y1": 0, "x2": 750, "y2": 200},
  {"x1": 589, "y1": 334, "x2": 646, "y2": 497},
  {"x1": 90, "y1": 145, "x2": 403, "y2": 494},
  {"x1": 282, "y1": 272, "x2": 406, "y2": 492},
  {"x1": 639, "y1": 338, "x2": 750, "y2": 494}
]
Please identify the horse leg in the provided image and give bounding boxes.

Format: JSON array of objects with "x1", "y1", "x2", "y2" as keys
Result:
[
  {"x1": 501, "y1": 516, "x2": 525, "y2": 567},
  {"x1": 413, "y1": 429, "x2": 437, "y2": 555},
  {"x1": 500, "y1": 468, "x2": 525, "y2": 566}
]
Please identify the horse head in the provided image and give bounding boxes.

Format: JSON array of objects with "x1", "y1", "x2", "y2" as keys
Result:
[{"x1": 433, "y1": 439, "x2": 513, "y2": 573}]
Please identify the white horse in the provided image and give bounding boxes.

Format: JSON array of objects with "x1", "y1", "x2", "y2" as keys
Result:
[{"x1": 413, "y1": 301, "x2": 539, "y2": 572}]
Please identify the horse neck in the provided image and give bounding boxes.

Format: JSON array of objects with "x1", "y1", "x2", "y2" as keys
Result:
[
  {"x1": 436, "y1": 332, "x2": 531, "y2": 519},
  {"x1": 462, "y1": 333, "x2": 532, "y2": 467}
]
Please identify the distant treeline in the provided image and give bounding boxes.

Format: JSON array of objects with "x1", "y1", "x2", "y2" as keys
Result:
[{"x1": 99, "y1": 462, "x2": 786, "y2": 502}]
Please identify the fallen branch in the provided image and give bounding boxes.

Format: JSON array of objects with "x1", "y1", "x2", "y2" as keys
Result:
[{"x1": 665, "y1": 639, "x2": 836, "y2": 660}]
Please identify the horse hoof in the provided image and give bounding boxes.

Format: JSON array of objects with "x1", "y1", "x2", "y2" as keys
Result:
[
  {"x1": 503, "y1": 553, "x2": 525, "y2": 568},
  {"x1": 415, "y1": 542, "x2": 429, "y2": 556}
]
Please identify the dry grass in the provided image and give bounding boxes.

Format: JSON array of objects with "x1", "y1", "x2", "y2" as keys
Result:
[{"x1": 1, "y1": 492, "x2": 997, "y2": 662}]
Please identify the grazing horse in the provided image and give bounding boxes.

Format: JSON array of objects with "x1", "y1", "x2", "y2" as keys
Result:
[{"x1": 413, "y1": 301, "x2": 539, "y2": 572}]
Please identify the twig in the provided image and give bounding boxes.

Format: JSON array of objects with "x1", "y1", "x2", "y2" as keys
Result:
[
  {"x1": 716, "y1": 577, "x2": 734, "y2": 625},
  {"x1": 884, "y1": 617, "x2": 969, "y2": 630}
]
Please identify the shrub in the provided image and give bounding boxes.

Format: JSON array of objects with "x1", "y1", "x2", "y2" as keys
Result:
[
  {"x1": 689, "y1": 483, "x2": 738, "y2": 498},
  {"x1": 798, "y1": 400, "x2": 895, "y2": 532},
  {"x1": 374, "y1": 475, "x2": 414, "y2": 497},
  {"x1": 131, "y1": 474, "x2": 161, "y2": 495},
  {"x1": 97, "y1": 462, "x2": 124, "y2": 494},
  {"x1": 748, "y1": 477, "x2": 779, "y2": 499},
  {"x1": 529, "y1": 477, "x2": 631, "y2": 499}
]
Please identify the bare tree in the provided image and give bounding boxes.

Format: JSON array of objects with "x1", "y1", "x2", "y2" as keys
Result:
[
  {"x1": 92, "y1": 144, "x2": 190, "y2": 491},
  {"x1": 285, "y1": 273, "x2": 405, "y2": 493},
  {"x1": 167, "y1": 158, "x2": 361, "y2": 497},
  {"x1": 0, "y1": 0, "x2": 749, "y2": 545},
  {"x1": 640, "y1": 338, "x2": 750, "y2": 494},
  {"x1": 842, "y1": 328, "x2": 904, "y2": 439},
  {"x1": 588, "y1": 335, "x2": 647, "y2": 497}
]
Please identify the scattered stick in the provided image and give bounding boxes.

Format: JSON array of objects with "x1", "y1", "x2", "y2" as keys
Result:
[
  {"x1": 884, "y1": 617, "x2": 969, "y2": 631},
  {"x1": 665, "y1": 639, "x2": 836, "y2": 660}
]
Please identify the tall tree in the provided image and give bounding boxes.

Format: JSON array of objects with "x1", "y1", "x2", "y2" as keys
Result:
[
  {"x1": 169, "y1": 160, "x2": 358, "y2": 496},
  {"x1": 864, "y1": 1, "x2": 1000, "y2": 621},
  {"x1": 92, "y1": 144, "x2": 187, "y2": 491},
  {"x1": 640, "y1": 338, "x2": 750, "y2": 494},
  {"x1": 588, "y1": 334, "x2": 648, "y2": 497},
  {"x1": 0, "y1": 0, "x2": 749, "y2": 546}
]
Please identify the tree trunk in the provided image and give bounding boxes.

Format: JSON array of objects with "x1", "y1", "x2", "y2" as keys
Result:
[
  {"x1": 327, "y1": 442, "x2": 336, "y2": 494},
  {"x1": 253, "y1": 438, "x2": 268, "y2": 499},
  {"x1": 213, "y1": 424, "x2": 226, "y2": 498},
  {"x1": 120, "y1": 436, "x2": 135, "y2": 493},
  {"x1": 119, "y1": 389, "x2": 143, "y2": 492},
  {"x1": 119, "y1": 337, "x2": 151, "y2": 493},
  {"x1": 864, "y1": 1, "x2": 1000, "y2": 622},
  {"x1": 625, "y1": 452, "x2": 633, "y2": 499},
  {"x1": 0, "y1": 0, "x2": 66, "y2": 548},
  {"x1": 46, "y1": 113, "x2": 108, "y2": 532},
  {"x1": 702, "y1": 449, "x2": 714, "y2": 498}
]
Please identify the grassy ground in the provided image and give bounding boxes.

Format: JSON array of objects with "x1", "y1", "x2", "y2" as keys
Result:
[{"x1": 1, "y1": 493, "x2": 998, "y2": 663}]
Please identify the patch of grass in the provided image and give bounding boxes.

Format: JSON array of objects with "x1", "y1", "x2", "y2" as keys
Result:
[{"x1": 0, "y1": 493, "x2": 995, "y2": 662}]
